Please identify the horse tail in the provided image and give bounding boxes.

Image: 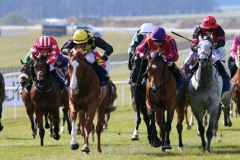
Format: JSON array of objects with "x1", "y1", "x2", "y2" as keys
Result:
[
  {"x1": 0, "y1": 73, "x2": 5, "y2": 103},
  {"x1": 105, "y1": 80, "x2": 117, "y2": 114}
]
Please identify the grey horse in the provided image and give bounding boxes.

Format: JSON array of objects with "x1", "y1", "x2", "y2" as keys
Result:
[{"x1": 187, "y1": 39, "x2": 233, "y2": 153}]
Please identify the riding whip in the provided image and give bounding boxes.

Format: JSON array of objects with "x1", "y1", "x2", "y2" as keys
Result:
[{"x1": 171, "y1": 31, "x2": 192, "y2": 42}]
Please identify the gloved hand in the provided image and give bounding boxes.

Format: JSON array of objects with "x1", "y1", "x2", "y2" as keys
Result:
[
  {"x1": 102, "y1": 54, "x2": 108, "y2": 61},
  {"x1": 61, "y1": 48, "x2": 69, "y2": 55},
  {"x1": 191, "y1": 45, "x2": 198, "y2": 52}
]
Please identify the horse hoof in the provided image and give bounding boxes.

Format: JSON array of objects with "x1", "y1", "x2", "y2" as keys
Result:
[
  {"x1": 186, "y1": 125, "x2": 191, "y2": 130},
  {"x1": 131, "y1": 135, "x2": 139, "y2": 141},
  {"x1": 45, "y1": 124, "x2": 50, "y2": 129},
  {"x1": 152, "y1": 138, "x2": 162, "y2": 148},
  {"x1": 178, "y1": 146, "x2": 184, "y2": 151},
  {"x1": 61, "y1": 127, "x2": 65, "y2": 133},
  {"x1": 0, "y1": 125, "x2": 3, "y2": 131},
  {"x1": 71, "y1": 143, "x2": 79, "y2": 150},
  {"x1": 54, "y1": 134, "x2": 60, "y2": 140},
  {"x1": 162, "y1": 142, "x2": 172, "y2": 150},
  {"x1": 81, "y1": 146, "x2": 90, "y2": 153}
]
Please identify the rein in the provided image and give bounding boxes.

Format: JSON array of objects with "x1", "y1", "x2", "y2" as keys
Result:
[{"x1": 33, "y1": 78, "x2": 53, "y2": 93}]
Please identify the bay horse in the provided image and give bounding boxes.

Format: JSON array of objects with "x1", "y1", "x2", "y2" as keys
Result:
[
  {"x1": 146, "y1": 52, "x2": 186, "y2": 151},
  {"x1": 30, "y1": 54, "x2": 62, "y2": 146},
  {"x1": 188, "y1": 38, "x2": 233, "y2": 153},
  {"x1": 68, "y1": 52, "x2": 109, "y2": 154},
  {"x1": 0, "y1": 72, "x2": 5, "y2": 131},
  {"x1": 231, "y1": 54, "x2": 240, "y2": 119}
]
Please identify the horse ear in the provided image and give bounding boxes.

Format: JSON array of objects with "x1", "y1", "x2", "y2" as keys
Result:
[{"x1": 20, "y1": 59, "x2": 24, "y2": 64}]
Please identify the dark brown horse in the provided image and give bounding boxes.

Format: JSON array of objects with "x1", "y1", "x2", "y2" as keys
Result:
[
  {"x1": 146, "y1": 52, "x2": 186, "y2": 151},
  {"x1": 19, "y1": 59, "x2": 71, "y2": 138},
  {"x1": 68, "y1": 52, "x2": 109, "y2": 154},
  {"x1": 0, "y1": 73, "x2": 5, "y2": 131},
  {"x1": 19, "y1": 60, "x2": 38, "y2": 138},
  {"x1": 30, "y1": 55, "x2": 62, "y2": 146}
]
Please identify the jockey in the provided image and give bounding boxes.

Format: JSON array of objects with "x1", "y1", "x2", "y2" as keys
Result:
[
  {"x1": 127, "y1": 23, "x2": 154, "y2": 84},
  {"x1": 228, "y1": 31, "x2": 240, "y2": 78},
  {"x1": 71, "y1": 29, "x2": 111, "y2": 86},
  {"x1": 24, "y1": 36, "x2": 66, "y2": 92},
  {"x1": 54, "y1": 54, "x2": 70, "y2": 86},
  {"x1": 181, "y1": 16, "x2": 230, "y2": 89},
  {"x1": 136, "y1": 26, "x2": 182, "y2": 90}
]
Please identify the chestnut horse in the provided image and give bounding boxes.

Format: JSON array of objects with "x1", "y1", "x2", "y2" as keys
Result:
[
  {"x1": 146, "y1": 52, "x2": 186, "y2": 151},
  {"x1": 0, "y1": 73, "x2": 5, "y2": 131},
  {"x1": 68, "y1": 52, "x2": 109, "y2": 154},
  {"x1": 231, "y1": 55, "x2": 240, "y2": 118},
  {"x1": 30, "y1": 55, "x2": 62, "y2": 146}
]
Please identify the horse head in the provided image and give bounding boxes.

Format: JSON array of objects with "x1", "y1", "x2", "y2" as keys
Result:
[
  {"x1": 68, "y1": 54, "x2": 89, "y2": 95},
  {"x1": 197, "y1": 38, "x2": 213, "y2": 68},
  {"x1": 32, "y1": 54, "x2": 50, "y2": 88},
  {"x1": 147, "y1": 52, "x2": 166, "y2": 95},
  {"x1": 19, "y1": 59, "x2": 32, "y2": 85}
]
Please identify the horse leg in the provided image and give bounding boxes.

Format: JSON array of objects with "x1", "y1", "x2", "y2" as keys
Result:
[
  {"x1": 140, "y1": 104, "x2": 151, "y2": 143},
  {"x1": 96, "y1": 103, "x2": 106, "y2": 153},
  {"x1": 190, "y1": 112, "x2": 194, "y2": 126},
  {"x1": 206, "y1": 109, "x2": 218, "y2": 153},
  {"x1": 26, "y1": 106, "x2": 37, "y2": 138},
  {"x1": 185, "y1": 106, "x2": 191, "y2": 130},
  {"x1": 62, "y1": 107, "x2": 72, "y2": 134},
  {"x1": 61, "y1": 113, "x2": 65, "y2": 133},
  {"x1": 103, "y1": 113, "x2": 110, "y2": 129},
  {"x1": 36, "y1": 111, "x2": 45, "y2": 146},
  {"x1": 130, "y1": 86, "x2": 140, "y2": 140},
  {"x1": 213, "y1": 104, "x2": 222, "y2": 137},
  {"x1": 44, "y1": 113, "x2": 50, "y2": 129},
  {"x1": 223, "y1": 104, "x2": 232, "y2": 127},
  {"x1": 0, "y1": 104, "x2": 3, "y2": 131},
  {"x1": 203, "y1": 110, "x2": 208, "y2": 127},
  {"x1": 52, "y1": 109, "x2": 60, "y2": 141},
  {"x1": 155, "y1": 111, "x2": 165, "y2": 151},
  {"x1": 81, "y1": 110, "x2": 95, "y2": 154},
  {"x1": 195, "y1": 113, "x2": 206, "y2": 151},
  {"x1": 70, "y1": 111, "x2": 79, "y2": 150},
  {"x1": 163, "y1": 109, "x2": 174, "y2": 151},
  {"x1": 131, "y1": 103, "x2": 141, "y2": 140},
  {"x1": 148, "y1": 109, "x2": 162, "y2": 148},
  {"x1": 176, "y1": 107, "x2": 184, "y2": 151}
]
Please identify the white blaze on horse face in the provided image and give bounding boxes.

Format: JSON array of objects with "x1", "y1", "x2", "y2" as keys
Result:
[
  {"x1": 151, "y1": 64, "x2": 157, "y2": 69},
  {"x1": 70, "y1": 60, "x2": 79, "y2": 89}
]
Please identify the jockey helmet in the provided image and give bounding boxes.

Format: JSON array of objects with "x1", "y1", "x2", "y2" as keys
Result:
[
  {"x1": 201, "y1": 16, "x2": 218, "y2": 29},
  {"x1": 140, "y1": 23, "x2": 154, "y2": 35},
  {"x1": 36, "y1": 36, "x2": 51, "y2": 53},
  {"x1": 151, "y1": 26, "x2": 166, "y2": 41},
  {"x1": 73, "y1": 29, "x2": 95, "y2": 51}
]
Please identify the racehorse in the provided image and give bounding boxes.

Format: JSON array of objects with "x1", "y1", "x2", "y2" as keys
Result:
[
  {"x1": 187, "y1": 38, "x2": 233, "y2": 152},
  {"x1": 145, "y1": 52, "x2": 186, "y2": 151},
  {"x1": 30, "y1": 55, "x2": 62, "y2": 146},
  {"x1": 68, "y1": 51, "x2": 109, "y2": 154},
  {"x1": 130, "y1": 58, "x2": 153, "y2": 142},
  {"x1": 0, "y1": 72, "x2": 5, "y2": 131},
  {"x1": 19, "y1": 60, "x2": 38, "y2": 138},
  {"x1": 231, "y1": 54, "x2": 240, "y2": 119},
  {"x1": 19, "y1": 59, "x2": 72, "y2": 138}
]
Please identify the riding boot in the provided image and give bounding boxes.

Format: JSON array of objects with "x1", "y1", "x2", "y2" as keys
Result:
[
  {"x1": 215, "y1": 60, "x2": 230, "y2": 91},
  {"x1": 50, "y1": 69, "x2": 65, "y2": 90},
  {"x1": 25, "y1": 63, "x2": 35, "y2": 92},
  {"x1": 228, "y1": 56, "x2": 237, "y2": 78},
  {"x1": 91, "y1": 61, "x2": 109, "y2": 86},
  {"x1": 25, "y1": 78, "x2": 33, "y2": 92},
  {"x1": 168, "y1": 64, "x2": 182, "y2": 90}
]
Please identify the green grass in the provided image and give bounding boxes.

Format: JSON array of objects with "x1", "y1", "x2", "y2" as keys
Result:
[{"x1": 1, "y1": 105, "x2": 240, "y2": 160}]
